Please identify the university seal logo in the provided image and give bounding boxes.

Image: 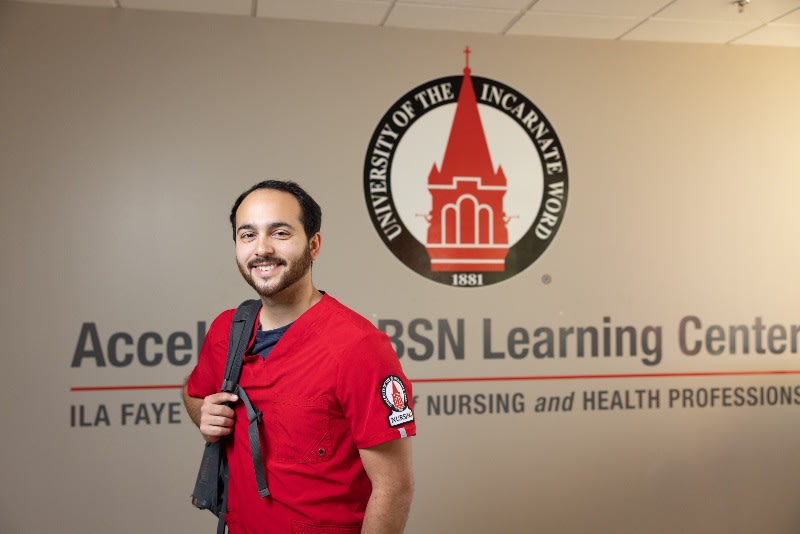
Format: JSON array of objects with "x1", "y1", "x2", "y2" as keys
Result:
[{"x1": 363, "y1": 48, "x2": 568, "y2": 287}]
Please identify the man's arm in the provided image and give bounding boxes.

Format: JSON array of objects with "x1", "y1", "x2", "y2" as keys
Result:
[
  {"x1": 359, "y1": 438, "x2": 414, "y2": 534},
  {"x1": 182, "y1": 383, "x2": 238, "y2": 442},
  {"x1": 182, "y1": 383, "x2": 204, "y2": 426}
]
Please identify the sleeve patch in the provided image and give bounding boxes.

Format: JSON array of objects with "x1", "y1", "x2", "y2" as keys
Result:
[{"x1": 381, "y1": 375, "x2": 415, "y2": 427}]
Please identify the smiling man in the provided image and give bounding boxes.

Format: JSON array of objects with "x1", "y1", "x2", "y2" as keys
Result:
[{"x1": 182, "y1": 180, "x2": 416, "y2": 533}]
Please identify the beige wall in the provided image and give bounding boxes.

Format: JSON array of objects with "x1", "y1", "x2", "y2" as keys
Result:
[{"x1": 2, "y1": 2, "x2": 800, "y2": 533}]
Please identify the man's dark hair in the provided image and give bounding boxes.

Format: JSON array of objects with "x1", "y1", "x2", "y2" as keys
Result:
[{"x1": 229, "y1": 180, "x2": 322, "y2": 241}]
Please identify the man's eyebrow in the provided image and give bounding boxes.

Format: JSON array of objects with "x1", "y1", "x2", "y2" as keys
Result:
[
  {"x1": 236, "y1": 221, "x2": 296, "y2": 234},
  {"x1": 269, "y1": 221, "x2": 295, "y2": 230}
]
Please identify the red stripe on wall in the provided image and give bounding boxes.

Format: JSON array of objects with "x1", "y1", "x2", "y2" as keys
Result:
[{"x1": 70, "y1": 369, "x2": 800, "y2": 391}]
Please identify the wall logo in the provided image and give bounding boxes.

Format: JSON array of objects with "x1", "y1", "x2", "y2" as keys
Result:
[{"x1": 363, "y1": 48, "x2": 568, "y2": 287}]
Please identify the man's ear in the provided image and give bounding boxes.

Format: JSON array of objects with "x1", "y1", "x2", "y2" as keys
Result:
[{"x1": 309, "y1": 232, "x2": 322, "y2": 260}]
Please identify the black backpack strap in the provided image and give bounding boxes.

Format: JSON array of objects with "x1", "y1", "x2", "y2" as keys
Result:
[
  {"x1": 216, "y1": 450, "x2": 230, "y2": 534},
  {"x1": 237, "y1": 386, "x2": 270, "y2": 497},
  {"x1": 221, "y1": 299, "x2": 261, "y2": 393},
  {"x1": 220, "y1": 298, "x2": 271, "y2": 500},
  {"x1": 215, "y1": 298, "x2": 263, "y2": 534}
]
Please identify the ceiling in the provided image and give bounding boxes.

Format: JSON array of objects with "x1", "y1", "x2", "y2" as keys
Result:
[{"x1": 8, "y1": 0, "x2": 800, "y2": 47}]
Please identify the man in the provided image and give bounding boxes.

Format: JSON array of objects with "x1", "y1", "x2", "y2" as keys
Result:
[{"x1": 183, "y1": 180, "x2": 415, "y2": 533}]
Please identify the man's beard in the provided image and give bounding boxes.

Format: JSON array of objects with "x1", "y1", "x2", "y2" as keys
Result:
[{"x1": 238, "y1": 244, "x2": 312, "y2": 299}]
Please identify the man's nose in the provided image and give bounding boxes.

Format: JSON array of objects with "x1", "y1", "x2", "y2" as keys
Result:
[{"x1": 254, "y1": 235, "x2": 275, "y2": 255}]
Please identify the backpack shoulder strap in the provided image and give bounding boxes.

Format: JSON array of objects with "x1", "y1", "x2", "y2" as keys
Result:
[
  {"x1": 220, "y1": 298, "x2": 271, "y2": 499},
  {"x1": 211, "y1": 299, "x2": 263, "y2": 534},
  {"x1": 220, "y1": 299, "x2": 261, "y2": 393}
]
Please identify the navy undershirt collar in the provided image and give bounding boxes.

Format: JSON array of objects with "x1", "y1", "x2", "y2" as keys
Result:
[{"x1": 251, "y1": 323, "x2": 292, "y2": 359}]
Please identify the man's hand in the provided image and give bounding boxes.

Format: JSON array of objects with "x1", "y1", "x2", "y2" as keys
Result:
[
  {"x1": 183, "y1": 384, "x2": 238, "y2": 442},
  {"x1": 198, "y1": 392, "x2": 239, "y2": 442}
]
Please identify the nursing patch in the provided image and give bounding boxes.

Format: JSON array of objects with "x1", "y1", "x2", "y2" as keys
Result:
[{"x1": 381, "y1": 375, "x2": 415, "y2": 427}]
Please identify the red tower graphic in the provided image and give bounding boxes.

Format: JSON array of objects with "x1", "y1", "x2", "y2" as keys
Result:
[
  {"x1": 391, "y1": 382, "x2": 404, "y2": 410},
  {"x1": 425, "y1": 47, "x2": 509, "y2": 272}
]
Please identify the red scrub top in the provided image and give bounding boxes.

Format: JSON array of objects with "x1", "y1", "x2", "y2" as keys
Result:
[{"x1": 187, "y1": 294, "x2": 416, "y2": 533}]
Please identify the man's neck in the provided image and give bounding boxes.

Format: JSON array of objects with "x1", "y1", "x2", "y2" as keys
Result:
[{"x1": 258, "y1": 284, "x2": 322, "y2": 331}]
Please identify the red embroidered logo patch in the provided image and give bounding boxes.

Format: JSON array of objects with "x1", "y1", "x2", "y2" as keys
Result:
[{"x1": 381, "y1": 375, "x2": 414, "y2": 427}]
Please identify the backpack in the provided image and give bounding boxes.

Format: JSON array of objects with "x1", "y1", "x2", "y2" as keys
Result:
[{"x1": 190, "y1": 299, "x2": 270, "y2": 533}]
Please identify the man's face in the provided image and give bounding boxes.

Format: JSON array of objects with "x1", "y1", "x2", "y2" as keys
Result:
[{"x1": 233, "y1": 188, "x2": 321, "y2": 299}]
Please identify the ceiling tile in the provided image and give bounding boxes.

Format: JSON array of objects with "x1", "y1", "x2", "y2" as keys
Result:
[
  {"x1": 656, "y1": 0, "x2": 800, "y2": 23},
  {"x1": 733, "y1": 23, "x2": 800, "y2": 46},
  {"x1": 530, "y1": 0, "x2": 672, "y2": 17},
  {"x1": 508, "y1": 12, "x2": 640, "y2": 39},
  {"x1": 10, "y1": 0, "x2": 116, "y2": 7},
  {"x1": 120, "y1": 0, "x2": 252, "y2": 16},
  {"x1": 257, "y1": 0, "x2": 391, "y2": 25},
  {"x1": 397, "y1": 0, "x2": 530, "y2": 9},
  {"x1": 386, "y1": 4, "x2": 517, "y2": 33},
  {"x1": 774, "y1": 7, "x2": 800, "y2": 23},
  {"x1": 624, "y1": 18, "x2": 760, "y2": 44}
]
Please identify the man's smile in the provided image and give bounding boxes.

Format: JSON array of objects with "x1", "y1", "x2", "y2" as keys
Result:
[{"x1": 249, "y1": 258, "x2": 285, "y2": 276}]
